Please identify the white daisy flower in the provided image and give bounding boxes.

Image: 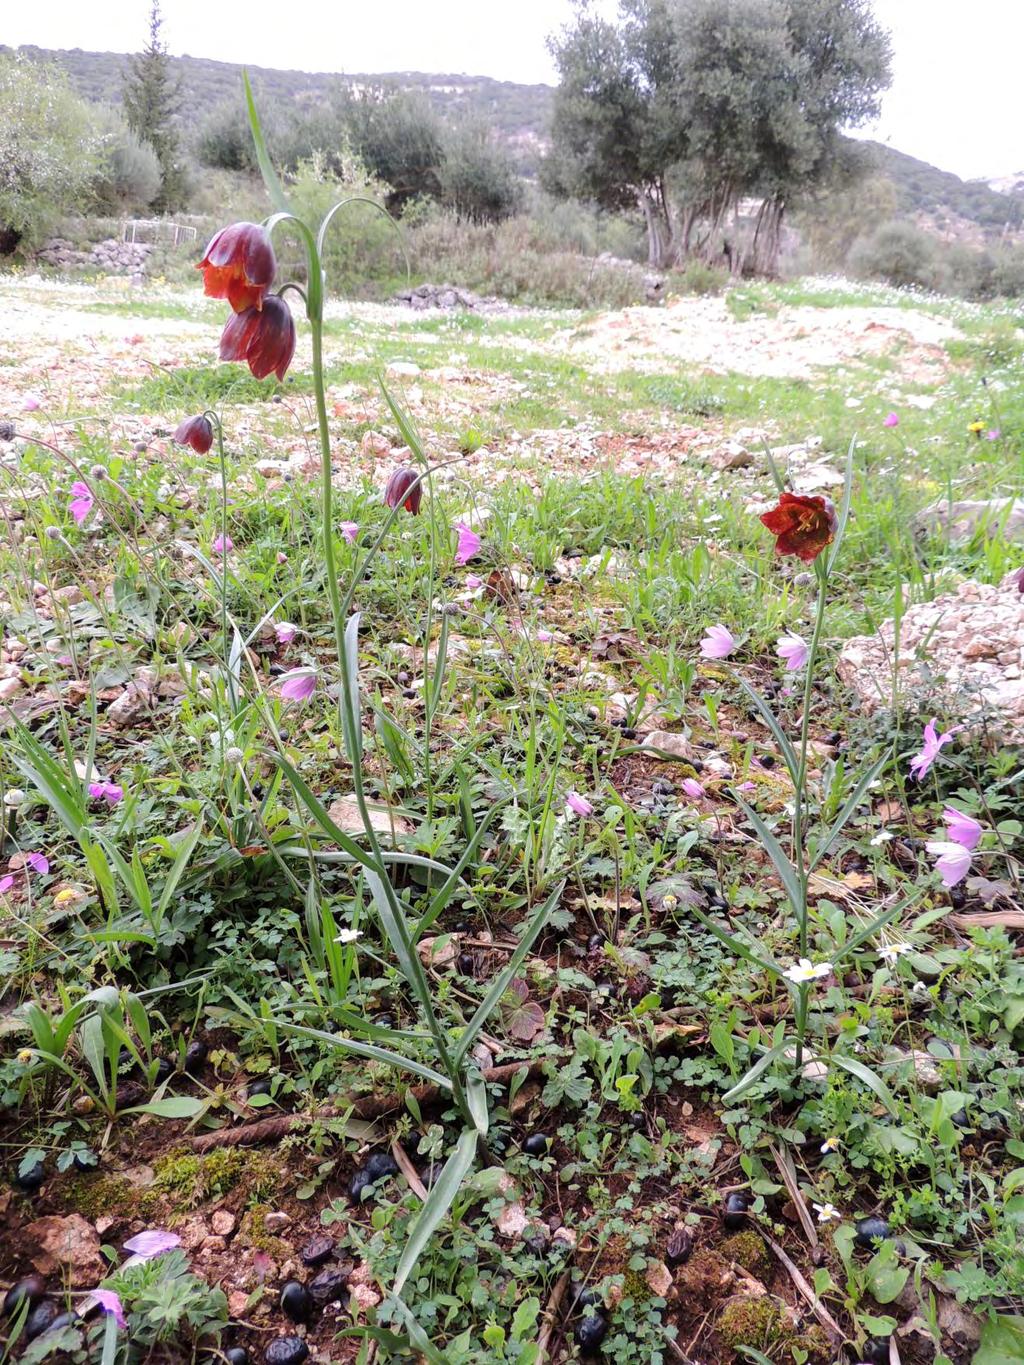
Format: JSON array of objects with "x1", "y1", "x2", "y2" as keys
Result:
[
  {"x1": 335, "y1": 928, "x2": 362, "y2": 945},
  {"x1": 813, "y1": 1201, "x2": 841, "y2": 1223},
  {"x1": 784, "y1": 958, "x2": 834, "y2": 984}
]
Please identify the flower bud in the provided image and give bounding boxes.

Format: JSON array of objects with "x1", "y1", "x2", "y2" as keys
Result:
[
  {"x1": 173, "y1": 415, "x2": 214, "y2": 455},
  {"x1": 197, "y1": 222, "x2": 277, "y2": 313},
  {"x1": 384, "y1": 466, "x2": 422, "y2": 515},
  {"x1": 224, "y1": 747, "x2": 245, "y2": 766}
]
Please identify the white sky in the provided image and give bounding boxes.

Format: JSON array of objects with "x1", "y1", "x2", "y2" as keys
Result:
[{"x1": 4, "y1": 0, "x2": 1021, "y2": 180}]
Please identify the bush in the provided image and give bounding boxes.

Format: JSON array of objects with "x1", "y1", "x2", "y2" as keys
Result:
[
  {"x1": 847, "y1": 219, "x2": 941, "y2": 290},
  {"x1": 0, "y1": 53, "x2": 101, "y2": 250},
  {"x1": 438, "y1": 122, "x2": 522, "y2": 224},
  {"x1": 90, "y1": 107, "x2": 162, "y2": 213},
  {"x1": 673, "y1": 260, "x2": 729, "y2": 295}
]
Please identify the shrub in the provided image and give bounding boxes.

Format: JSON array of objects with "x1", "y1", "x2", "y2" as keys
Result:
[
  {"x1": 847, "y1": 219, "x2": 941, "y2": 290},
  {"x1": 0, "y1": 53, "x2": 102, "y2": 250},
  {"x1": 90, "y1": 106, "x2": 162, "y2": 212},
  {"x1": 438, "y1": 121, "x2": 522, "y2": 224}
]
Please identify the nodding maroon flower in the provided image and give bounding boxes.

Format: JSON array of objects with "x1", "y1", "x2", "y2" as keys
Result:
[
  {"x1": 219, "y1": 297, "x2": 296, "y2": 381},
  {"x1": 197, "y1": 222, "x2": 276, "y2": 313},
  {"x1": 173, "y1": 415, "x2": 214, "y2": 455},
  {"x1": 384, "y1": 466, "x2": 422, "y2": 515},
  {"x1": 760, "y1": 492, "x2": 839, "y2": 563}
]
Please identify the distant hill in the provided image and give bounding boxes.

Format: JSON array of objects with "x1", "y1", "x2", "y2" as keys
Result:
[{"x1": 5, "y1": 45, "x2": 1021, "y2": 236}]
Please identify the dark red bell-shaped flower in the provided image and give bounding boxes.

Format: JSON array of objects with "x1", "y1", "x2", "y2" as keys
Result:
[
  {"x1": 173, "y1": 414, "x2": 214, "y2": 455},
  {"x1": 198, "y1": 222, "x2": 276, "y2": 313},
  {"x1": 384, "y1": 466, "x2": 422, "y2": 515},
  {"x1": 219, "y1": 296, "x2": 296, "y2": 381},
  {"x1": 760, "y1": 492, "x2": 838, "y2": 563}
]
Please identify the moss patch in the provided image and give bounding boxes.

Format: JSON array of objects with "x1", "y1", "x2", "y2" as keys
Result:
[{"x1": 720, "y1": 1230, "x2": 771, "y2": 1277}]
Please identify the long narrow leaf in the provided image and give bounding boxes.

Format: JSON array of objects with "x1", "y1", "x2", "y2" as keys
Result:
[
  {"x1": 365, "y1": 871, "x2": 439, "y2": 1025},
  {"x1": 687, "y1": 903, "x2": 782, "y2": 979},
  {"x1": 734, "y1": 793, "x2": 805, "y2": 915},
  {"x1": 828, "y1": 1053, "x2": 898, "y2": 1116},
  {"x1": 735, "y1": 675, "x2": 800, "y2": 784},
  {"x1": 722, "y1": 1041, "x2": 793, "y2": 1104},
  {"x1": 808, "y1": 752, "x2": 888, "y2": 871},
  {"x1": 341, "y1": 613, "x2": 364, "y2": 767},
  {"x1": 393, "y1": 1129, "x2": 477, "y2": 1295},
  {"x1": 243, "y1": 70, "x2": 291, "y2": 214},
  {"x1": 452, "y1": 881, "x2": 562, "y2": 1068},
  {"x1": 833, "y1": 892, "x2": 921, "y2": 964},
  {"x1": 269, "y1": 752, "x2": 378, "y2": 871},
  {"x1": 277, "y1": 1021, "x2": 451, "y2": 1091}
]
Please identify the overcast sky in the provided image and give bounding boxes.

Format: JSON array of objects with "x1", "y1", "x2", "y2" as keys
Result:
[{"x1": 5, "y1": 0, "x2": 1021, "y2": 180}]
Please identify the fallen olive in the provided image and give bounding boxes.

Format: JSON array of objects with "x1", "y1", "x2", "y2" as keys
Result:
[
  {"x1": 587, "y1": 933, "x2": 607, "y2": 953},
  {"x1": 308, "y1": 1267, "x2": 348, "y2": 1304},
  {"x1": 861, "y1": 1340, "x2": 890, "y2": 1365},
  {"x1": 573, "y1": 1286, "x2": 602, "y2": 1310},
  {"x1": 279, "y1": 1280, "x2": 312, "y2": 1323},
  {"x1": 246, "y1": 1078, "x2": 273, "y2": 1099},
  {"x1": 950, "y1": 1109, "x2": 971, "y2": 1129},
  {"x1": 13, "y1": 1161, "x2": 45, "y2": 1192},
  {"x1": 4, "y1": 1276, "x2": 45, "y2": 1316},
  {"x1": 363, "y1": 1151, "x2": 399, "y2": 1182},
  {"x1": 184, "y1": 1040, "x2": 207, "y2": 1074},
  {"x1": 665, "y1": 1227, "x2": 693, "y2": 1266},
  {"x1": 457, "y1": 953, "x2": 475, "y2": 976},
  {"x1": 300, "y1": 1234, "x2": 335, "y2": 1267},
  {"x1": 854, "y1": 1215, "x2": 891, "y2": 1249},
  {"x1": 575, "y1": 1311, "x2": 608, "y2": 1355},
  {"x1": 522, "y1": 1133, "x2": 550, "y2": 1156},
  {"x1": 722, "y1": 1191, "x2": 750, "y2": 1230},
  {"x1": 264, "y1": 1339, "x2": 309, "y2": 1365},
  {"x1": 25, "y1": 1300, "x2": 59, "y2": 1340},
  {"x1": 224, "y1": 1350, "x2": 249, "y2": 1365},
  {"x1": 44, "y1": 1311, "x2": 79, "y2": 1333}
]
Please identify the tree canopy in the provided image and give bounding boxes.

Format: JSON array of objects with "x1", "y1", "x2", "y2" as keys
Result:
[{"x1": 547, "y1": 0, "x2": 892, "y2": 270}]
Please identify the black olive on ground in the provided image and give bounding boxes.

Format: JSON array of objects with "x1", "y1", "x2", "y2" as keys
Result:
[
  {"x1": 861, "y1": 1340, "x2": 890, "y2": 1365},
  {"x1": 722, "y1": 1192, "x2": 750, "y2": 1230},
  {"x1": 264, "y1": 1339, "x2": 309, "y2": 1365},
  {"x1": 247, "y1": 1078, "x2": 273, "y2": 1098},
  {"x1": 71, "y1": 1150, "x2": 95, "y2": 1172},
  {"x1": 622, "y1": 727, "x2": 637, "y2": 739},
  {"x1": 279, "y1": 1281, "x2": 312, "y2": 1323},
  {"x1": 4, "y1": 1276, "x2": 46, "y2": 1315},
  {"x1": 652, "y1": 779, "x2": 675, "y2": 795},
  {"x1": 587, "y1": 933, "x2": 607, "y2": 953},
  {"x1": 573, "y1": 1286, "x2": 602, "y2": 1309},
  {"x1": 224, "y1": 1350, "x2": 249, "y2": 1365},
  {"x1": 184, "y1": 1040, "x2": 207, "y2": 1075},
  {"x1": 25, "y1": 1300, "x2": 59, "y2": 1340},
  {"x1": 44, "y1": 1311, "x2": 79, "y2": 1333},
  {"x1": 522, "y1": 1133, "x2": 550, "y2": 1156},
  {"x1": 759, "y1": 754, "x2": 776, "y2": 769},
  {"x1": 300, "y1": 1234, "x2": 335, "y2": 1267},
  {"x1": 13, "y1": 1161, "x2": 45, "y2": 1192},
  {"x1": 950, "y1": 1109, "x2": 971, "y2": 1129},
  {"x1": 349, "y1": 1171, "x2": 371, "y2": 1203},
  {"x1": 401, "y1": 688, "x2": 416, "y2": 699},
  {"x1": 665, "y1": 1227, "x2": 693, "y2": 1266},
  {"x1": 363, "y1": 1152, "x2": 399, "y2": 1182},
  {"x1": 374, "y1": 1013, "x2": 395, "y2": 1029},
  {"x1": 575, "y1": 1312, "x2": 608, "y2": 1355},
  {"x1": 457, "y1": 953, "x2": 475, "y2": 976},
  {"x1": 854, "y1": 1215, "x2": 891, "y2": 1249},
  {"x1": 308, "y1": 1267, "x2": 349, "y2": 1304}
]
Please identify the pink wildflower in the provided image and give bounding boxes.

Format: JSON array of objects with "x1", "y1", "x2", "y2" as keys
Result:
[
  {"x1": 943, "y1": 807, "x2": 982, "y2": 851},
  {"x1": 69, "y1": 481, "x2": 94, "y2": 526},
  {"x1": 23, "y1": 396, "x2": 41, "y2": 412},
  {"x1": 926, "y1": 839, "x2": 973, "y2": 888},
  {"x1": 699, "y1": 625, "x2": 736, "y2": 660},
  {"x1": 0, "y1": 876, "x2": 13, "y2": 895},
  {"x1": 274, "y1": 621, "x2": 298, "y2": 645},
  {"x1": 681, "y1": 778, "x2": 705, "y2": 800},
  {"x1": 122, "y1": 1228, "x2": 181, "y2": 1264},
  {"x1": 212, "y1": 534, "x2": 233, "y2": 555},
  {"x1": 88, "y1": 781, "x2": 124, "y2": 805},
  {"x1": 536, "y1": 629, "x2": 554, "y2": 643},
  {"x1": 90, "y1": 1289, "x2": 127, "y2": 1329},
  {"x1": 454, "y1": 522, "x2": 482, "y2": 566},
  {"x1": 25, "y1": 852, "x2": 49, "y2": 876},
  {"x1": 565, "y1": 791, "x2": 593, "y2": 817},
  {"x1": 279, "y1": 667, "x2": 317, "y2": 702},
  {"x1": 883, "y1": 412, "x2": 899, "y2": 428},
  {"x1": 909, "y1": 718, "x2": 963, "y2": 781},
  {"x1": 465, "y1": 574, "x2": 484, "y2": 590},
  {"x1": 340, "y1": 521, "x2": 359, "y2": 544},
  {"x1": 776, "y1": 632, "x2": 809, "y2": 671}
]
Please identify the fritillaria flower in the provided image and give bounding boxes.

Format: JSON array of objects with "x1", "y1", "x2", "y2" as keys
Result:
[
  {"x1": 279, "y1": 666, "x2": 317, "y2": 703},
  {"x1": 455, "y1": 522, "x2": 482, "y2": 566},
  {"x1": 908, "y1": 717, "x2": 962, "y2": 781},
  {"x1": 69, "y1": 481, "x2": 94, "y2": 526},
  {"x1": 943, "y1": 807, "x2": 982, "y2": 851},
  {"x1": 883, "y1": 412, "x2": 899, "y2": 428},
  {"x1": 197, "y1": 222, "x2": 276, "y2": 313},
  {"x1": 384, "y1": 466, "x2": 422, "y2": 515},
  {"x1": 25, "y1": 852, "x2": 49, "y2": 876},
  {"x1": 776, "y1": 632, "x2": 809, "y2": 671},
  {"x1": 760, "y1": 493, "x2": 838, "y2": 562},
  {"x1": 926, "y1": 839, "x2": 972, "y2": 888},
  {"x1": 565, "y1": 791, "x2": 593, "y2": 817},
  {"x1": 173, "y1": 415, "x2": 214, "y2": 455},
  {"x1": 783, "y1": 958, "x2": 833, "y2": 984},
  {"x1": 219, "y1": 296, "x2": 296, "y2": 381},
  {"x1": 23, "y1": 395, "x2": 41, "y2": 412},
  {"x1": 88, "y1": 781, "x2": 123, "y2": 805},
  {"x1": 699, "y1": 625, "x2": 736, "y2": 660}
]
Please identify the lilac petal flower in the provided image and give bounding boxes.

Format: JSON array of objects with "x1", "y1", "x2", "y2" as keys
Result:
[
  {"x1": 465, "y1": 574, "x2": 483, "y2": 589},
  {"x1": 274, "y1": 621, "x2": 298, "y2": 645},
  {"x1": 776, "y1": 632, "x2": 809, "y2": 671},
  {"x1": 565, "y1": 791, "x2": 593, "y2": 817},
  {"x1": 279, "y1": 667, "x2": 317, "y2": 703},
  {"x1": 986, "y1": 430, "x2": 1001, "y2": 440},
  {"x1": 681, "y1": 778, "x2": 705, "y2": 800},
  {"x1": 69, "y1": 481, "x2": 94, "y2": 526},
  {"x1": 536, "y1": 629, "x2": 554, "y2": 643},
  {"x1": 25, "y1": 852, "x2": 49, "y2": 876},
  {"x1": 883, "y1": 412, "x2": 899, "y2": 428},
  {"x1": 942, "y1": 807, "x2": 982, "y2": 852},
  {"x1": 23, "y1": 396, "x2": 41, "y2": 412},
  {"x1": 699, "y1": 625, "x2": 736, "y2": 660},
  {"x1": 88, "y1": 781, "x2": 124, "y2": 806},
  {"x1": 212, "y1": 534, "x2": 234, "y2": 555},
  {"x1": 454, "y1": 522, "x2": 482, "y2": 566},
  {"x1": 908, "y1": 718, "x2": 963, "y2": 781},
  {"x1": 0, "y1": 876, "x2": 13, "y2": 895},
  {"x1": 90, "y1": 1288, "x2": 127, "y2": 1329},
  {"x1": 122, "y1": 1229, "x2": 181, "y2": 1261},
  {"x1": 926, "y1": 839, "x2": 972, "y2": 888},
  {"x1": 340, "y1": 522, "x2": 359, "y2": 544}
]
